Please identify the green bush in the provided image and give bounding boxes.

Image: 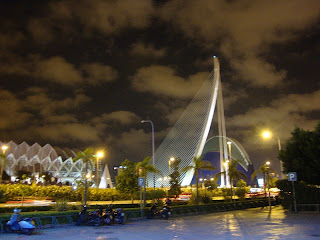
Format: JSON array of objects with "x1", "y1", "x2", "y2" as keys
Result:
[
  {"x1": 188, "y1": 189, "x2": 214, "y2": 204},
  {"x1": 0, "y1": 189, "x2": 7, "y2": 203},
  {"x1": 235, "y1": 180, "x2": 250, "y2": 200},
  {"x1": 0, "y1": 184, "x2": 131, "y2": 202},
  {"x1": 276, "y1": 179, "x2": 320, "y2": 209},
  {"x1": 55, "y1": 199, "x2": 70, "y2": 212},
  {"x1": 220, "y1": 188, "x2": 232, "y2": 201}
]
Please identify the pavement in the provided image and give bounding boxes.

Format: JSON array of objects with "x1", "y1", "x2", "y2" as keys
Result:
[{"x1": 1, "y1": 205, "x2": 320, "y2": 240}]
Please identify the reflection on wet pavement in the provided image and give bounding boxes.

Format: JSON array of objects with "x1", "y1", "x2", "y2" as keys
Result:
[{"x1": 1, "y1": 206, "x2": 320, "y2": 240}]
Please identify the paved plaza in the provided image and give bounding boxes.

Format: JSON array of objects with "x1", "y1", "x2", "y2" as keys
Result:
[{"x1": 1, "y1": 205, "x2": 320, "y2": 240}]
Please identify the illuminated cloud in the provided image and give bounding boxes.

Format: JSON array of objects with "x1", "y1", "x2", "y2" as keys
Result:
[
  {"x1": 92, "y1": 111, "x2": 140, "y2": 126},
  {"x1": 132, "y1": 65, "x2": 209, "y2": 98},
  {"x1": 35, "y1": 123, "x2": 100, "y2": 143}
]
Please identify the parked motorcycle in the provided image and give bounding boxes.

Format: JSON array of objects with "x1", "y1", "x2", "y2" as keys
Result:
[
  {"x1": 113, "y1": 208, "x2": 125, "y2": 224},
  {"x1": 102, "y1": 204, "x2": 114, "y2": 225},
  {"x1": 5, "y1": 208, "x2": 35, "y2": 235},
  {"x1": 101, "y1": 204, "x2": 124, "y2": 225},
  {"x1": 148, "y1": 204, "x2": 172, "y2": 220},
  {"x1": 76, "y1": 206, "x2": 101, "y2": 226}
]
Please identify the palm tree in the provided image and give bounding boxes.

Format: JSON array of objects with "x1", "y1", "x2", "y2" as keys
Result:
[
  {"x1": 73, "y1": 148, "x2": 95, "y2": 206},
  {"x1": 181, "y1": 155, "x2": 215, "y2": 205},
  {"x1": 251, "y1": 163, "x2": 276, "y2": 197},
  {"x1": 215, "y1": 159, "x2": 247, "y2": 202},
  {"x1": 136, "y1": 156, "x2": 159, "y2": 207}
]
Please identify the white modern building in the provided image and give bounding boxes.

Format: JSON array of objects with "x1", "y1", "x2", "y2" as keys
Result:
[{"x1": 0, "y1": 141, "x2": 113, "y2": 188}]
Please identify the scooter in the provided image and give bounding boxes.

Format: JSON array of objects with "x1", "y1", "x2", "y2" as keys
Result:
[
  {"x1": 76, "y1": 206, "x2": 101, "y2": 226},
  {"x1": 148, "y1": 204, "x2": 171, "y2": 220},
  {"x1": 102, "y1": 204, "x2": 114, "y2": 225},
  {"x1": 5, "y1": 208, "x2": 35, "y2": 235},
  {"x1": 101, "y1": 204, "x2": 124, "y2": 225},
  {"x1": 113, "y1": 208, "x2": 125, "y2": 224}
]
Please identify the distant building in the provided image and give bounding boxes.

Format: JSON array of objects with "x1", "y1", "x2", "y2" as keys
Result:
[{"x1": 0, "y1": 141, "x2": 113, "y2": 188}]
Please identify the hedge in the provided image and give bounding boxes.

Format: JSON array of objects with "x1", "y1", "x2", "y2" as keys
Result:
[{"x1": 0, "y1": 184, "x2": 167, "y2": 203}]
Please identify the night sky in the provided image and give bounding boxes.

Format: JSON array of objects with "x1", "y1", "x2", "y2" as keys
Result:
[{"x1": 0, "y1": 0, "x2": 319, "y2": 175}]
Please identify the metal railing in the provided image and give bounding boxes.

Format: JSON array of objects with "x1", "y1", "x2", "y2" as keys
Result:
[
  {"x1": 0, "y1": 214, "x2": 77, "y2": 233},
  {"x1": 293, "y1": 204, "x2": 320, "y2": 211}
]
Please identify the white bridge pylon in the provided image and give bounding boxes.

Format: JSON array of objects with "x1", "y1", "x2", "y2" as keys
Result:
[{"x1": 148, "y1": 56, "x2": 229, "y2": 187}]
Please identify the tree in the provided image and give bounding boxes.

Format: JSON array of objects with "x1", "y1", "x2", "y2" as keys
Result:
[
  {"x1": 168, "y1": 157, "x2": 182, "y2": 197},
  {"x1": 215, "y1": 159, "x2": 247, "y2": 201},
  {"x1": 279, "y1": 122, "x2": 320, "y2": 185},
  {"x1": 251, "y1": 163, "x2": 276, "y2": 197},
  {"x1": 136, "y1": 156, "x2": 159, "y2": 206},
  {"x1": 73, "y1": 148, "x2": 95, "y2": 206},
  {"x1": 235, "y1": 179, "x2": 249, "y2": 200},
  {"x1": 181, "y1": 155, "x2": 215, "y2": 205},
  {"x1": 204, "y1": 177, "x2": 218, "y2": 191},
  {"x1": 116, "y1": 159, "x2": 139, "y2": 203}
]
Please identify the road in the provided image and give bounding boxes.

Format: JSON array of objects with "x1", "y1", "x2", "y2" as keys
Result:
[{"x1": 1, "y1": 206, "x2": 320, "y2": 240}]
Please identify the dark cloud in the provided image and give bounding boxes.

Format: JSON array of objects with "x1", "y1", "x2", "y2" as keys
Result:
[
  {"x1": 0, "y1": 0, "x2": 319, "y2": 171},
  {"x1": 160, "y1": 0, "x2": 320, "y2": 87},
  {"x1": 130, "y1": 42, "x2": 167, "y2": 58}
]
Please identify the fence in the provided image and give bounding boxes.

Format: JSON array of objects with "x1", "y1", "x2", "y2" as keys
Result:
[
  {"x1": 0, "y1": 199, "x2": 277, "y2": 233},
  {"x1": 292, "y1": 204, "x2": 320, "y2": 212}
]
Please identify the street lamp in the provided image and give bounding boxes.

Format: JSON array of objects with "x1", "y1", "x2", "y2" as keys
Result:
[
  {"x1": 0, "y1": 145, "x2": 8, "y2": 183},
  {"x1": 169, "y1": 157, "x2": 175, "y2": 175},
  {"x1": 227, "y1": 141, "x2": 232, "y2": 160},
  {"x1": 141, "y1": 120, "x2": 155, "y2": 189},
  {"x1": 227, "y1": 141, "x2": 232, "y2": 188},
  {"x1": 262, "y1": 130, "x2": 283, "y2": 178},
  {"x1": 95, "y1": 151, "x2": 104, "y2": 188},
  {"x1": 265, "y1": 161, "x2": 271, "y2": 210}
]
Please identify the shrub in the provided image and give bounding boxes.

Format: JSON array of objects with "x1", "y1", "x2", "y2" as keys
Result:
[
  {"x1": 55, "y1": 199, "x2": 70, "y2": 212},
  {"x1": 0, "y1": 189, "x2": 7, "y2": 203},
  {"x1": 189, "y1": 189, "x2": 213, "y2": 204},
  {"x1": 220, "y1": 188, "x2": 232, "y2": 201},
  {"x1": 235, "y1": 180, "x2": 250, "y2": 200},
  {"x1": 276, "y1": 179, "x2": 320, "y2": 209}
]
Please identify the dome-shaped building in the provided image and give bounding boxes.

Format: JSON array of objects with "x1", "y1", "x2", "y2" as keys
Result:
[{"x1": 0, "y1": 141, "x2": 113, "y2": 188}]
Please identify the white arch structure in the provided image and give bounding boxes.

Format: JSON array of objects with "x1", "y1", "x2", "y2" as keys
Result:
[
  {"x1": 0, "y1": 141, "x2": 113, "y2": 188},
  {"x1": 149, "y1": 56, "x2": 229, "y2": 187}
]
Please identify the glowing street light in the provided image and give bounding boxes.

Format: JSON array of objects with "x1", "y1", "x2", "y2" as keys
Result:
[
  {"x1": 169, "y1": 157, "x2": 175, "y2": 174},
  {"x1": 0, "y1": 145, "x2": 8, "y2": 183},
  {"x1": 262, "y1": 131, "x2": 271, "y2": 139},
  {"x1": 2, "y1": 145, "x2": 8, "y2": 153},
  {"x1": 95, "y1": 151, "x2": 104, "y2": 188},
  {"x1": 262, "y1": 130, "x2": 283, "y2": 178}
]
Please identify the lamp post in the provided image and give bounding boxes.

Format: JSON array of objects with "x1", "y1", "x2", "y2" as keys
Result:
[
  {"x1": 227, "y1": 141, "x2": 233, "y2": 201},
  {"x1": 141, "y1": 120, "x2": 155, "y2": 189},
  {"x1": 262, "y1": 131, "x2": 283, "y2": 179},
  {"x1": 265, "y1": 161, "x2": 271, "y2": 210},
  {"x1": 169, "y1": 157, "x2": 175, "y2": 175},
  {"x1": 95, "y1": 151, "x2": 104, "y2": 188},
  {"x1": 0, "y1": 145, "x2": 8, "y2": 183}
]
